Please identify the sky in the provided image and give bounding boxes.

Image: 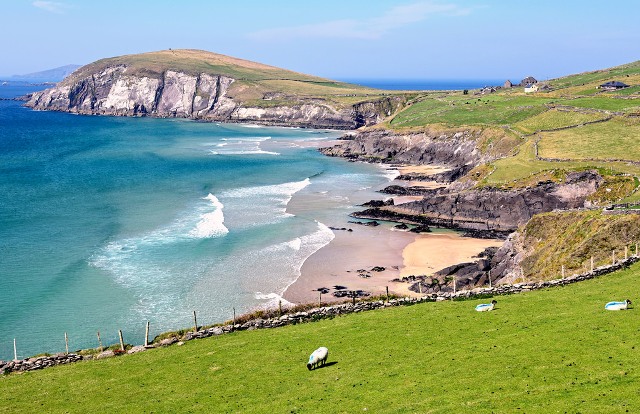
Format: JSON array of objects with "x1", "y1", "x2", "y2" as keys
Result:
[{"x1": 1, "y1": 0, "x2": 639, "y2": 81}]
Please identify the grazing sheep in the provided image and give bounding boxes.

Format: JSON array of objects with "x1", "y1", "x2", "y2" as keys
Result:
[
  {"x1": 307, "y1": 347, "x2": 328, "y2": 370},
  {"x1": 605, "y1": 299, "x2": 632, "y2": 311},
  {"x1": 475, "y1": 300, "x2": 497, "y2": 312}
]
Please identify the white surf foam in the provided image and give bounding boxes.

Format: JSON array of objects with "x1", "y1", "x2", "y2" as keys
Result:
[
  {"x1": 91, "y1": 192, "x2": 229, "y2": 286},
  {"x1": 222, "y1": 178, "x2": 310, "y2": 200},
  {"x1": 190, "y1": 194, "x2": 229, "y2": 238},
  {"x1": 251, "y1": 221, "x2": 335, "y2": 307},
  {"x1": 208, "y1": 136, "x2": 279, "y2": 155}
]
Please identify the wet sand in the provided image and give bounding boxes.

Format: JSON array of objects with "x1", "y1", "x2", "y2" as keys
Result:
[{"x1": 283, "y1": 225, "x2": 415, "y2": 303}]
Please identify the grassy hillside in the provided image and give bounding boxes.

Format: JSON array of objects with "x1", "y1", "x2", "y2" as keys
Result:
[
  {"x1": 64, "y1": 49, "x2": 412, "y2": 110},
  {"x1": 2, "y1": 264, "x2": 640, "y2": 413},
  {"x1": 384, "y1": 60, "x2": 640, "y2": 196},
  {"x1": 518, "y1": 211, "x2": 640, "y2": 281}
]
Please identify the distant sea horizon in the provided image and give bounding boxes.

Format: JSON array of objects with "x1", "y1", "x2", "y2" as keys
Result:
[{"x1": 336, "y1": 78, "x2": 510, "y2": 91}]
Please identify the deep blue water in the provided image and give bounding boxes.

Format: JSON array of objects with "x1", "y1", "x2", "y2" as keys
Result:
[{"x1": 0, "y1": 85, "x2": 394, "y2": 360}]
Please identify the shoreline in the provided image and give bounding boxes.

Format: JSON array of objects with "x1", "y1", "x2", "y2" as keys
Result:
[
  {"x1": 283, "y1": 227, "x2": 503, "y2": 303},
  {"x1": 284, "y1": 162, "x2": 503, "y2": 304}
]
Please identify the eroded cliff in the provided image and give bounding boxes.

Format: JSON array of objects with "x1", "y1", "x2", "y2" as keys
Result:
[{"x1": 26, "y1": 63, "x2": 404, "y2": 129}]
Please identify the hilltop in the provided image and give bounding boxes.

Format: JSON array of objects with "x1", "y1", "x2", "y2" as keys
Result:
[{"x1": 25, "y1": 49, "x2": 412, "y2": 129}]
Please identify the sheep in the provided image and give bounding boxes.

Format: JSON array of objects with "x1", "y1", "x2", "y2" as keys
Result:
[
  {"x1": 475, "y1": 300, "x2": 497, "y2": 312},
  {"x1": 604, "y1": 299, "x2": 632, "y2": 311},
  {"x1": 307, "y1": 347, "x2": 328, "y2": 370}
]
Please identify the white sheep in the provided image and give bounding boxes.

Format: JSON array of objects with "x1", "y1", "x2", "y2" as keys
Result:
[
  {"x1": 475, "y1": 300, "x2": 497, "y2": 312},
  {"x1": 307, "y1": 347, "x2": 328, "y2": 370},
  {"x1": 605, "y1": 299, "x2": 632, "y2": 311}
]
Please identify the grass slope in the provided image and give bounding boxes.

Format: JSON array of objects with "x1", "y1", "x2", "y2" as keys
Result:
[
  {"x1": 2, "y1": 265, "x2": 640, "y2": 413},
  {"x1": 519, "y1": 211, "x2": 640, "y2": 280}
]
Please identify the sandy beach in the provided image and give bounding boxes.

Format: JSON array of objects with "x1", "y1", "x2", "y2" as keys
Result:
[
  {"x1": 283, "y1": 224, "x2": 414, "y2": 303},
  {"x1": 398, "y1": 165, "x2": 449, "y2": 175},
  {"x1": 283, "y1": 226, "x2": 503, "y2": 303},
  {"x1": 400, "y1": 232, "x2": 504, "y2": 278},
  {"x1": 283, "y1": 161, "x2": 502, "y2": 304}
]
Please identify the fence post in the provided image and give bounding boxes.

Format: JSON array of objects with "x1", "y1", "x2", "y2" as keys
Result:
[
  {"x1": 97, "y1": 331, "x2": 103, "y2": 351},
  {"x1": 352, "y1": 293, "x2": 356, "y2": 306},
  {"x1": 625, "y1": 246, "x2": 628, "y2": 260},
  {"x1": 144, "y1": 321, "x2": 150, "y2": 347},
  {"x1": 319, "y1": 291, "x2": 322, "y2": 307},
  {"x1": 612, "y1": 250, "x2": 616, "y2": 265},
  {"x1": 118, "y1": 330, "x2": 125, "y2": 352},
  {"x1": 232, "y1": 307, "x2": 236, "y2": 330},
  {"x1": 13, "y1": 338, "x2": 17, "y2": 361},
  {"x1": 562, "y1": 265, "x2": 565, "y2": 279},
  {"x1": 636, "y1": 243, "x2": 638, "y2": 257},
  {"x1": 64, "y1": 332, "x2": 69, "y2": 355},
  {"x1": 591, "y1": 256, "x2": 594, "y2": 272},
  {"x1": 418, "y1": 282, "x2": 422, "y2": 294},
  {"x1": 452, "y1": 277, "x2": 456, "y2": 300},
  {"x1": 386, "y1": 286, "x2": 389, "y2": 303},
  {"x1": 193, "y1": 310, "x2": 198, "y2": 333},
  {"x1": 488, "y1": 270, "x2": 492, "y2": 289}
]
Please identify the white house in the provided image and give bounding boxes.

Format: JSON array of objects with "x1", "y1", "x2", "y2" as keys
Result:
[{"x1": 524, "y1": 83, "x2": 539, "y2": 93}]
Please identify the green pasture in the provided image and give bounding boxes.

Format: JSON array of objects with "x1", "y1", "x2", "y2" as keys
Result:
[
  {"x1": 3, "y1": 265, "x2": 640, "y2": 413},
  {"x1": 538, "y1": 117, "x2": 640, "y2": 161},
  {"x1": 556, "y1": 97, "x2": 640, "y2": 113},
  {"x1": 389, "y1": 95, "x2": 553, "y2": 128},
  {"x1": 513, "y1": 109, "x2": 609, "y2": 134}
]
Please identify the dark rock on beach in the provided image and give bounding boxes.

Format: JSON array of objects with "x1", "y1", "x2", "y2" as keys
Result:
[{"x1": 361, "y1": 199, "x2": 394, "y2": 207}]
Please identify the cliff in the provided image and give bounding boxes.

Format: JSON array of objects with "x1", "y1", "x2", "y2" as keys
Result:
[
  {"x1": 320, "y1": 128, "x2": 484, "y2": 167},
  {"x1": 383, "y1": 170, "x2": 603, "y2": 232},
  {"x1": 25, "y1": 49, "x2": 408, "y2": 129}
]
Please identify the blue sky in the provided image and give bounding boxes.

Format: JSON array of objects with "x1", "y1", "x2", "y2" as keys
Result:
[{"x1": 2, "y1": 0, "x2": 639, "y2": 80}]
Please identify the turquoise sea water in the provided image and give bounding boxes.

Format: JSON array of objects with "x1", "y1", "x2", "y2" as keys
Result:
[{"x1": 0, "y1": 86, "x2": 394, "y2": 360}]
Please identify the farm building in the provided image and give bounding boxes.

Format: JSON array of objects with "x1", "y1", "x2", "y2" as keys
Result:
[
  {"x1": 520, "y1": 76, "x2": 538, "y2": 86},
  {"x1": 600, "y1": 81, "x2": 629, "y2": 90}
]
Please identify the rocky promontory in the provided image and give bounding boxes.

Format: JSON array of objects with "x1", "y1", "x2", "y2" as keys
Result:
[{"x1": 25, "y1": 49, "x2": 407, "y2": 129}]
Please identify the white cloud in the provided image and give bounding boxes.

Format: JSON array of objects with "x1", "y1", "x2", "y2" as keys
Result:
[
  {"x1": 32, "y1": 1, "x2": 69, "y2": 14},
  {"x1": 247, "y1": 1, "x2": 474, "y2": 41}
]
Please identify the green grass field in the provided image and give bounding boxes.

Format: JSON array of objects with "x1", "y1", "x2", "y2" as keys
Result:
[
  {"x1": 388, "y1": 95, "x2": 553, "y2": 128},
  {"x1": 539, "y1": 117, "x2": 640, "y2": 161},
  {"x1": 3, "y1": 265, "x2": 640, "y2": 413},
  {"x1": 513, "y1": 109, "x2": 609, "y2": 134}
]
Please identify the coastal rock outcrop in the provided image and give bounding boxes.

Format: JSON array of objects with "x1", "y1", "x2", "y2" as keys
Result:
[
  {"x1": 320, "y1": 129, "x2": 484, "y2": 167},
  {"x1": 355, "y1": 171, "x2": 603, "y2": 232}
]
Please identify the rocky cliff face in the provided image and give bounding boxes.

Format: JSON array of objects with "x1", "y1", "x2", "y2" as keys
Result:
[
  {"x1": 387, "y1": 171, "x2": 603, "y2": 231},
  {"x1": 26, "y1": 66, "x2": 394, "y2": 129},
  {"x1": 320, "y1": 128, "x2": 483, "y2": 167}
]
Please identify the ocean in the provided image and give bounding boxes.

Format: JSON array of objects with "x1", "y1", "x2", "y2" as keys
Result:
[{"x1": 0, "y1": 85, "x2": 396, "y2": 360}]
